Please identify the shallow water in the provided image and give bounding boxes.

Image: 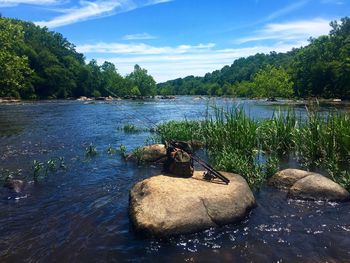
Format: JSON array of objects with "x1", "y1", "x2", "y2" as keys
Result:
[{"x1": 0, "y1": 97, "x2": 349, "y2": 262}]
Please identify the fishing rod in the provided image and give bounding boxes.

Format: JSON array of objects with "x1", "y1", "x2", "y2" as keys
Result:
[{"x1": 103, "y1": 89, "x2": 230, "y2": 184}]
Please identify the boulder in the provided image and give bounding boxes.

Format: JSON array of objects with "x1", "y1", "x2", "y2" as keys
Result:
[
  {"x1": 269, "y1": 169, "x2": 350, "y2": 202},
  {"x1": 129, "y1": 171, "x2": 256, "y2": 237},
  {"x1": 268, "y1": 168, "x2": 311, "y2": 189},
  {"x1": 289, "y1": 174, "x2": 349, "y2": 201},
  {"x1": 127, "y1": 144, "x2": 166, "y2": 162}
]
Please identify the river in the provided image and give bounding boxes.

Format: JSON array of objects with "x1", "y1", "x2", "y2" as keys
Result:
[{"x1": 0, "y1": 97, "x2": 349, "y2": 262}]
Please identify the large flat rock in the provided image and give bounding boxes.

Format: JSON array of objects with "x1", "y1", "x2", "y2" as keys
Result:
[{"x1": 129, "y1": 171, "x2": 256, "y2": 237}]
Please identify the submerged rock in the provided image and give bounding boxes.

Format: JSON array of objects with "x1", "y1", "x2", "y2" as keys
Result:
[
  {"x1": 269, "y1": 169, "x2": 350, "y2": 202},
  {"x1": 3, "y1": 179, "x2": 26, "y2": 193},
  {"x1": 289, "y1": 174, "x2": 349, "y2": 201},
  {"x1": 129, "y1": 171, "x2": 256, "y2": 237}
]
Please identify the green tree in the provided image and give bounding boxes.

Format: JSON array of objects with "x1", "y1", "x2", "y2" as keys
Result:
[
  {"x1": 0, "y1": 18, "x2": 32, "y2": 98},
  {"x1": 127, "y1": 64, "x2": 156, "y2": 96},
  {"x1": 252, "y1": 65, "x2": 294, "y2": 99}
]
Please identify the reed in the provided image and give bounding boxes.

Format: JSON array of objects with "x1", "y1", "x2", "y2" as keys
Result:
[{"x1": 156, "y1": 106, "x2": 350, "y2": 189}]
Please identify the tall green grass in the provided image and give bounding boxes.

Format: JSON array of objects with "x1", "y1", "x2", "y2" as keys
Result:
[{"x1": 156, "y1": 106, "x2": 350, "y2": 190}]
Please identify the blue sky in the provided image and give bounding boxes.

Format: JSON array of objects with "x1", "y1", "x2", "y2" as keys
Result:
[{"x1": 1, "y1": 0, "x2": 348, "y2": 82}]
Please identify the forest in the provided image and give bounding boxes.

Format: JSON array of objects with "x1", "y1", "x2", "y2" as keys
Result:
[
  {"x1": 0, "y1": 17, "x2": 156, "y2": 99},
  {"x1": 0, "y1": 16, "x2": 349, "y2": 99},
  {"x1": 158, "y1": 17, "x2": 350, "y2": 100}
]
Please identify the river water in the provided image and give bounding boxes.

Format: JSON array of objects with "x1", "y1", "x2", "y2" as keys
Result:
[{"x1": 0, "y1": 97, "x2": 349, "y2": 262}]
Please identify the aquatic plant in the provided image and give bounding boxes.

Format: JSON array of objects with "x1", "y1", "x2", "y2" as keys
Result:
[
  {"x1": 0, "y1": 169, "x2": 22, "y2": 184},
  {"x1": 132, "y1": 147, "x2": 145, "y2": 164},
  {"x1": 85, "y1": 143, "x2": 98, "y2": 157},
  {"x1": 118, "y1": 144, "x2": 127, "y2": 158},
  {"x1": 155, "y1": 106, "x2": 350, "y2": 189},
  {"x1": 106, "y1": 144, "x2": 116, "y2": 155},
  {"x1": 156, "y1": 119, "x2": 204, "y2": 143},
  {"x1": 32, "y1": 160, "x2": 44, "y2": 182},
  {"x1": 122, "y1": 124, "x2": 140, "y2": 133}
]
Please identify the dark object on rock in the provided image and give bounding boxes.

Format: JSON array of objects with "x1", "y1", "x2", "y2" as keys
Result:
[
  {"x1": 4, "y1": 179, "x2": 26, "y2": 193},
  {"x1": 163, "y1": 143, "x2": 194, "y2": 178},
  {"x1": 129, "y1": 171, "x2": 256, "y2": 237},
  {"x1": 269, "y1": 169, "x2": 350, "y2": 201}
]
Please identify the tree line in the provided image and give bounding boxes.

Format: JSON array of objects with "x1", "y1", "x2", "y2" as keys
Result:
[
  {"x1": 0, "y1": 17, "x2": 156, "y2": 99},
  {"x1": 1, "y1": 16, "x2": 349, "y2": 100},
  {"x1": 158, "y1": 17, "x2": 350, "y2": 100}
]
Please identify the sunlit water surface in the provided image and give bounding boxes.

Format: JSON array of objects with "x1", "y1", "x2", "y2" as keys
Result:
[{"x1": 0, "y1": 97, "x2": 349, "y2": 262}]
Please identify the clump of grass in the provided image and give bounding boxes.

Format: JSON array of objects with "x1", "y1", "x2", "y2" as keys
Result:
[
  {"x1": 32, "y1": 160, "x2": 44, "y2": 182},
  {"x1": 1, "y1": 169, "x2": 22, "y2": 184},
  {"x1": 106, "y1": 144, "x2": 116, "y2": 155},
  {"x1": 121, "y1": 124, "x2": 141, "y2": 133},
  {"x1": 85, "y1": 143, "x2": 98, "y2": 157},
  {"x1": 32, "y1": 157, "x2": 67, "y2": 182},
  {"x1": 156, "y1": 119, "x2": 204, "y2": 143},
  {"x1": 132, "y1": 147, "x2": 145, "y2": 164},
  {"x1": 118, "y1": 144, "x2": 127, "y2": 158}
]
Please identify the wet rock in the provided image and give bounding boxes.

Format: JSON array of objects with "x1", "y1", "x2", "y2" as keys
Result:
[
  {"x1": 268, "y1": 169, "x2": 311, "y2": 190},
  {"x1": 288, "y1": 174, "x2": 350, "y2": 201},
  {"x1": 269, "y1": 169, "x2": 350, "y2": 202},
  {"x1": 127, "y1": 144, "x2": 166, "y2": 162},
  {"x1": 129, "y1": 171, "x2": 256, "y2": 237},
  {"x1": 3, "y1": 179, "x2": 26, "y2": 193},
  {"x1": 77, "y1": 96, "x2": 92, "y2": 101}
]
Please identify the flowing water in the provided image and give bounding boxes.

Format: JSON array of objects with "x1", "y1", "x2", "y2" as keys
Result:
[{"x1": 0, "y1": 97, "x2": 349, "y2": 262}]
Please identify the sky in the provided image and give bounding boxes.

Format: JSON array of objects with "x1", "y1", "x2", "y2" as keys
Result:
[{"x1": 1, "y1": 0, "x2": 349, "y2": 82}]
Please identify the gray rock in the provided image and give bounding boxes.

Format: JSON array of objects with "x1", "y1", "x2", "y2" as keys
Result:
[
  {"x1": 288, "y1": 174, "x2": 350, "y2": 201},
  {"x1": 268, "y1": 169, "x2": 312, "y2": 190},
  {"x1": 129, "y1": 171, "x2": 256, "y2": 237}
]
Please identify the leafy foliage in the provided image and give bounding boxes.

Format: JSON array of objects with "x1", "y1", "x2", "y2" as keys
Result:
[{"x1": 0, "y1": 17, "x2": 156, "y2": 99}]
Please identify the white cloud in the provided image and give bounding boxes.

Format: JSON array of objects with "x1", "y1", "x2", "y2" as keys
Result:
[
  {"x1": 236, "y1": 18, "x2": 331, "y2": 44},
  {"x1": 76, "y1": 42, "x2": 216, "y2": 55},
  {"x1": 0, "y1": 0, "x2": 61, "y2": 7},
  {"x1": 79, "y1": 41, "x2": 306, "y2": 82},
  {"x1": 35, "y1": 0, "x2": 172, "y2": 28},
  {"x1": 122, "y1": 33, "x2": 157, "y2": 40}
]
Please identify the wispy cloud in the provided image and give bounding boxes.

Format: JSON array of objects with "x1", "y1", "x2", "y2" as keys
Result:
[
  {"x1": 264, "y1": 0, "x2": 309, "y2": 21},
  {"x1": 77, "y1": 42, "x2": 215, "y2": 55},
  {"x1": 35, "y1": 0, "x2": 172, "y2": 28},
  {"x1": 0, "y1": 0, "x2": 61, "y2": 7},
  {"x1": 236, "y1": 18, "x2": 331, "y2": 44},
  {"x1": 122, "y1": 33, "x2": 157, "y2": 40}
]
